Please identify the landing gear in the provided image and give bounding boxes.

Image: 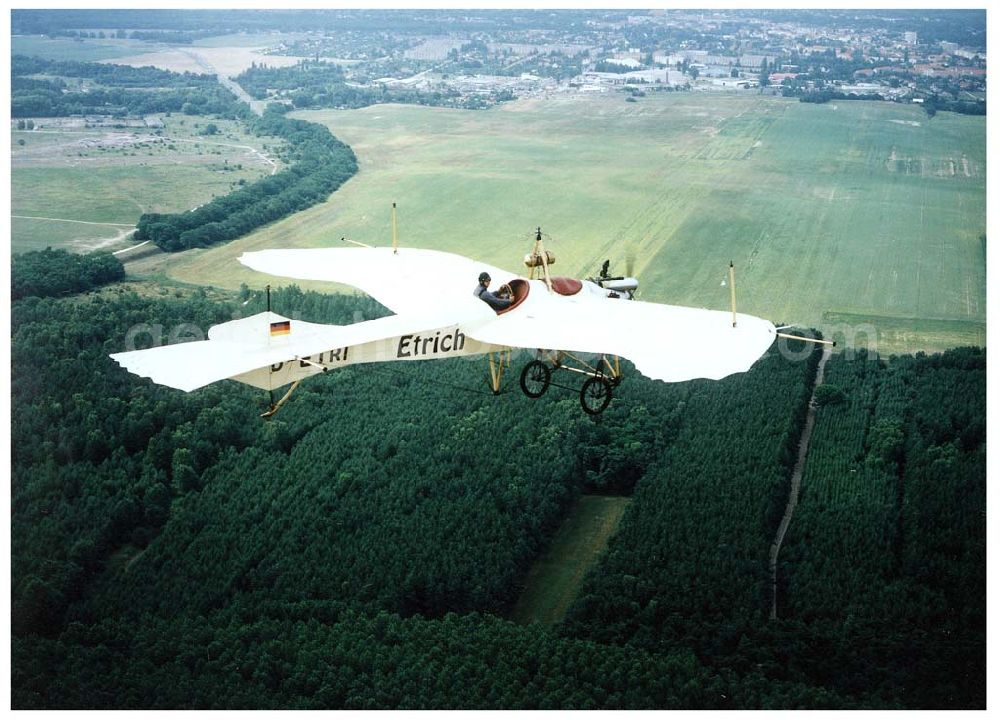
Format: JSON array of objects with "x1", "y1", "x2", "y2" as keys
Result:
[
  {"x1": 580, "y1": 375, "x2": 613, "y2": 415},
  {"x1": 487, "y1": 350, "x2": 510, "y2": 395},
  {"x1": 260, "y1": 380, "x2": 302, "y2": 418},
  {"x1": 519, "y1": 360, "x2": 551, "y2": 398},
  {"x1": 517, "y1": 351, "x2": 621, "y2": 415}
]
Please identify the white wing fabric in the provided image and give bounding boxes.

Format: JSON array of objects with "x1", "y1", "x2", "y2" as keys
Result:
[
  {"x1": 239, "y1": 247, "x2": 516, "y2": 315},
  {"x1": 464, "y1": 288, "x2": 776, "y2": 383},
  {"x1": 110, "y1": 312, "x2": 360, "y2": 392},
  {"x1": 109, "y1": 310, "x2": 474, "y2": 392},
  {"x1": 112, "y1": 246, "x2": 776, "y2": 392},
  {"x1": 241, "y1": 247, "x2": 777, "y2": 383}
]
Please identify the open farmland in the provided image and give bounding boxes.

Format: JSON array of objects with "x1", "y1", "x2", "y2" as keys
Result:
[
  {"x1": 162, "y1": 93, "x2": 984, "y2": 355},
  {"x1": 11, "y1": 34, "x2": 162, "y2": 62},
  {"x1": 11, "y1": 32, "x2": 306, "y2": 73},
  {"x1": 11, "y1": 116, "x2": 282, "y2": 254}
]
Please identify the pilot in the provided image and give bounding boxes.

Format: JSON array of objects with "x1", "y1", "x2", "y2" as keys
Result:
[{"x1": 474, "y1": 272, "x2": 512, "y2": 311}]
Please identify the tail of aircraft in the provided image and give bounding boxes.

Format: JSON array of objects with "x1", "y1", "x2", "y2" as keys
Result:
[{"x1": 109, "y1": 311, "x2": 345, "y2": 392}]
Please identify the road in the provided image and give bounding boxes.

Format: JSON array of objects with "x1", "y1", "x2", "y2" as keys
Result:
[
  {"x1": 180, "y1": 49, "x2": 267, "y2": 116},
  {"x1": 769, "y1": 345, "x2": 832, "y2": 621}
]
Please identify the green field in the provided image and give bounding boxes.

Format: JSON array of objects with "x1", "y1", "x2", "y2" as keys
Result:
[
  {"x1": 11, "y1": 216, "x2": 134, "y2": 254},
  {"x1": 511, "y1": 495, "x2": 631, "y2": 626},
  {"x1": 157, "y1": 93, "x2": 985, "y2": 355},
  {"x1": 11, "y1": 118, "x2": 281, "y2": 255},
  {"x1": 11, "y1": 35, "x2": 162, "y2": 62},
  {"x1": 192, "y1": 32, "x2": 306, "y2": 48}
]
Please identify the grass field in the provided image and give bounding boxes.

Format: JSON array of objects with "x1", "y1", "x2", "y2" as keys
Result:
[
  {"x1": 11, "y1": 35, "x2": 162, "y2": 62},
  {"x1": 158, "y1": 93, "x2": 984, "y2": 354},
  {"x1": 192, "y1": 32, "x2": 309, "y2": 49},
  {"x1": 11, "y1": 117, "x2": 282, "y2": 255},
  {"x1": 11, "y1": 217, "x2": 134, "y2": 254},
  {"x1": 510, "y1": 495, "x2": 631, "y2": 626}
]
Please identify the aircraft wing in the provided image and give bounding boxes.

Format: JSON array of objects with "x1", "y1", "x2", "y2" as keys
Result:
[
  {"x1": 112, "y1": 243, "x2": 775, "y2": 395},
  {"x1": 108, "y1": 309, "x2": 467, "y2": 392},
  {"x1": 239, "y1": 247, "x2": 517, "y2": 316},
  {"x1": 238, "y1": 247, "x2": 774, "y2": 382},
  {"x1": 464, "y1": 292, "x2": 777, "y2": 383}
]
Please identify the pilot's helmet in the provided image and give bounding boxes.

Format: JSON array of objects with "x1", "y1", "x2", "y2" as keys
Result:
[{"x1": 478, "y1": 272, "x2": 491, "y2": 283}]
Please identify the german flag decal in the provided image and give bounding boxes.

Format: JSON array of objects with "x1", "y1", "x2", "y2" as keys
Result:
[{"x1": 270, "y1": 320, "x2": 291, "y2": 336}]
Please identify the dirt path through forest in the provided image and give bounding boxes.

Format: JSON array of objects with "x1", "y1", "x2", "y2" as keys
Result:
[{"x1": 769, "y1": 345, "x2": 832, "y2": 620}]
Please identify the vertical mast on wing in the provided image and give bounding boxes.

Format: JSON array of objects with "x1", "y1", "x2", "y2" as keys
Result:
[
  {"x1": 729, "y1": 261, "x2": 737, "y2": 327},
  {"x1": 392, "y1": 202, "x2": 399, "y2": 255},
  {"x1": 524, "y1": 227, "x2": 555, "y2": 292}
]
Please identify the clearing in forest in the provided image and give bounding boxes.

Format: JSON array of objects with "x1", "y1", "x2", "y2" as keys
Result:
[{"x1": 511, "y1": 494, "x2": 631, "y2": 626}]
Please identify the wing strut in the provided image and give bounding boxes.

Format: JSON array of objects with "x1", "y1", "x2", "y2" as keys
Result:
[
  {"x1": 729, "y1": 261, "x2": 737, "y2": 327},
  {"x1": 487, "y1": 350, "x2": 510, "y2": 395},
  {"x1": 775, "y1": 332, "x2": 836, "y2": 346},
  {"x1": 261, "y1": 380, "x2": 302, "y2": 419},
  {"x1": 392, "y1": 202, "x2": 399, "y2": 255}
]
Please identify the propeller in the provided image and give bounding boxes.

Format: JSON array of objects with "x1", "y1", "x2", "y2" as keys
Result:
[{"x1": 590, "y1": 250, "x2": 639, "y2": 299}]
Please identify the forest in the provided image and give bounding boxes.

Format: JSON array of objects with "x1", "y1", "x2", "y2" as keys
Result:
[
  {"x1": 11, "y1": 55, "x2": 240, "y2": 118},
  {"x1": 236, "y1": 60, "x2": 366, "y2": 109},
  {"x1": 12, "y1": 248, "x2": 125, "y2": 300},
  {"x1": 234, "y1": 60, "x2": 492, "y2": 111},
  {"x1": 561, "y1": 347, "x2": 985, "y2": 708},
  {"x1": 133, "y1": 108, "x2": 357, "y2": 251},
  {"x1": 9, "y1": 250, "x2": 985, "y2": 709}
]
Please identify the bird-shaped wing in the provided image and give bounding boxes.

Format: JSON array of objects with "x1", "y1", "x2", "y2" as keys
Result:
[
  {"x1": 239, "y1": 247, "x2": 517, "y2": 316},
  {"x1": 239, "y1": 246, "x2": 776, "y2": 384},
  {"x1": 463, "y1": 288, "x2": 776, "y2": 383}
]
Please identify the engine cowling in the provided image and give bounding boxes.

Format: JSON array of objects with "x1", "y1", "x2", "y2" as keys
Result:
[{"x1": 601, "y1": 277, "x2": 638, "y2": 295}]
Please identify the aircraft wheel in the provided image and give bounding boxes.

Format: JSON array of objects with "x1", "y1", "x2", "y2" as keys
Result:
[
  {"x1": 580, "y1": 376, "x2": 613, "y2": 415},
  {"x1": 519, "y1": 360, "x2": 551, "y2": 398}
]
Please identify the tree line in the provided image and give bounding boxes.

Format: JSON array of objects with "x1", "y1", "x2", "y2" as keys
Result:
[
  {"x1": 791, "y1": 87, "x2": 985, "y2": 116},
  {"x1": 133, "y1": 108, "x2": 357, "y2": 251},
  {"x1": 234, "y1": 60, "x2": 497, "y2": 111},
  {"x1": 11, "y1": 55, "x2": 239, "y2": 118},
  {"x1": 13, "y1": 55, "x2": 207, "y2": 86},
  {"x1": 12, "y1": 248, "x2": 125, "y2": 300}
]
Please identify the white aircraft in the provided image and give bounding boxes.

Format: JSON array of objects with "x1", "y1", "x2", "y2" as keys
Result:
[{"x1": 110, "y1": 229, "x2": 783, "y2": 415}]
